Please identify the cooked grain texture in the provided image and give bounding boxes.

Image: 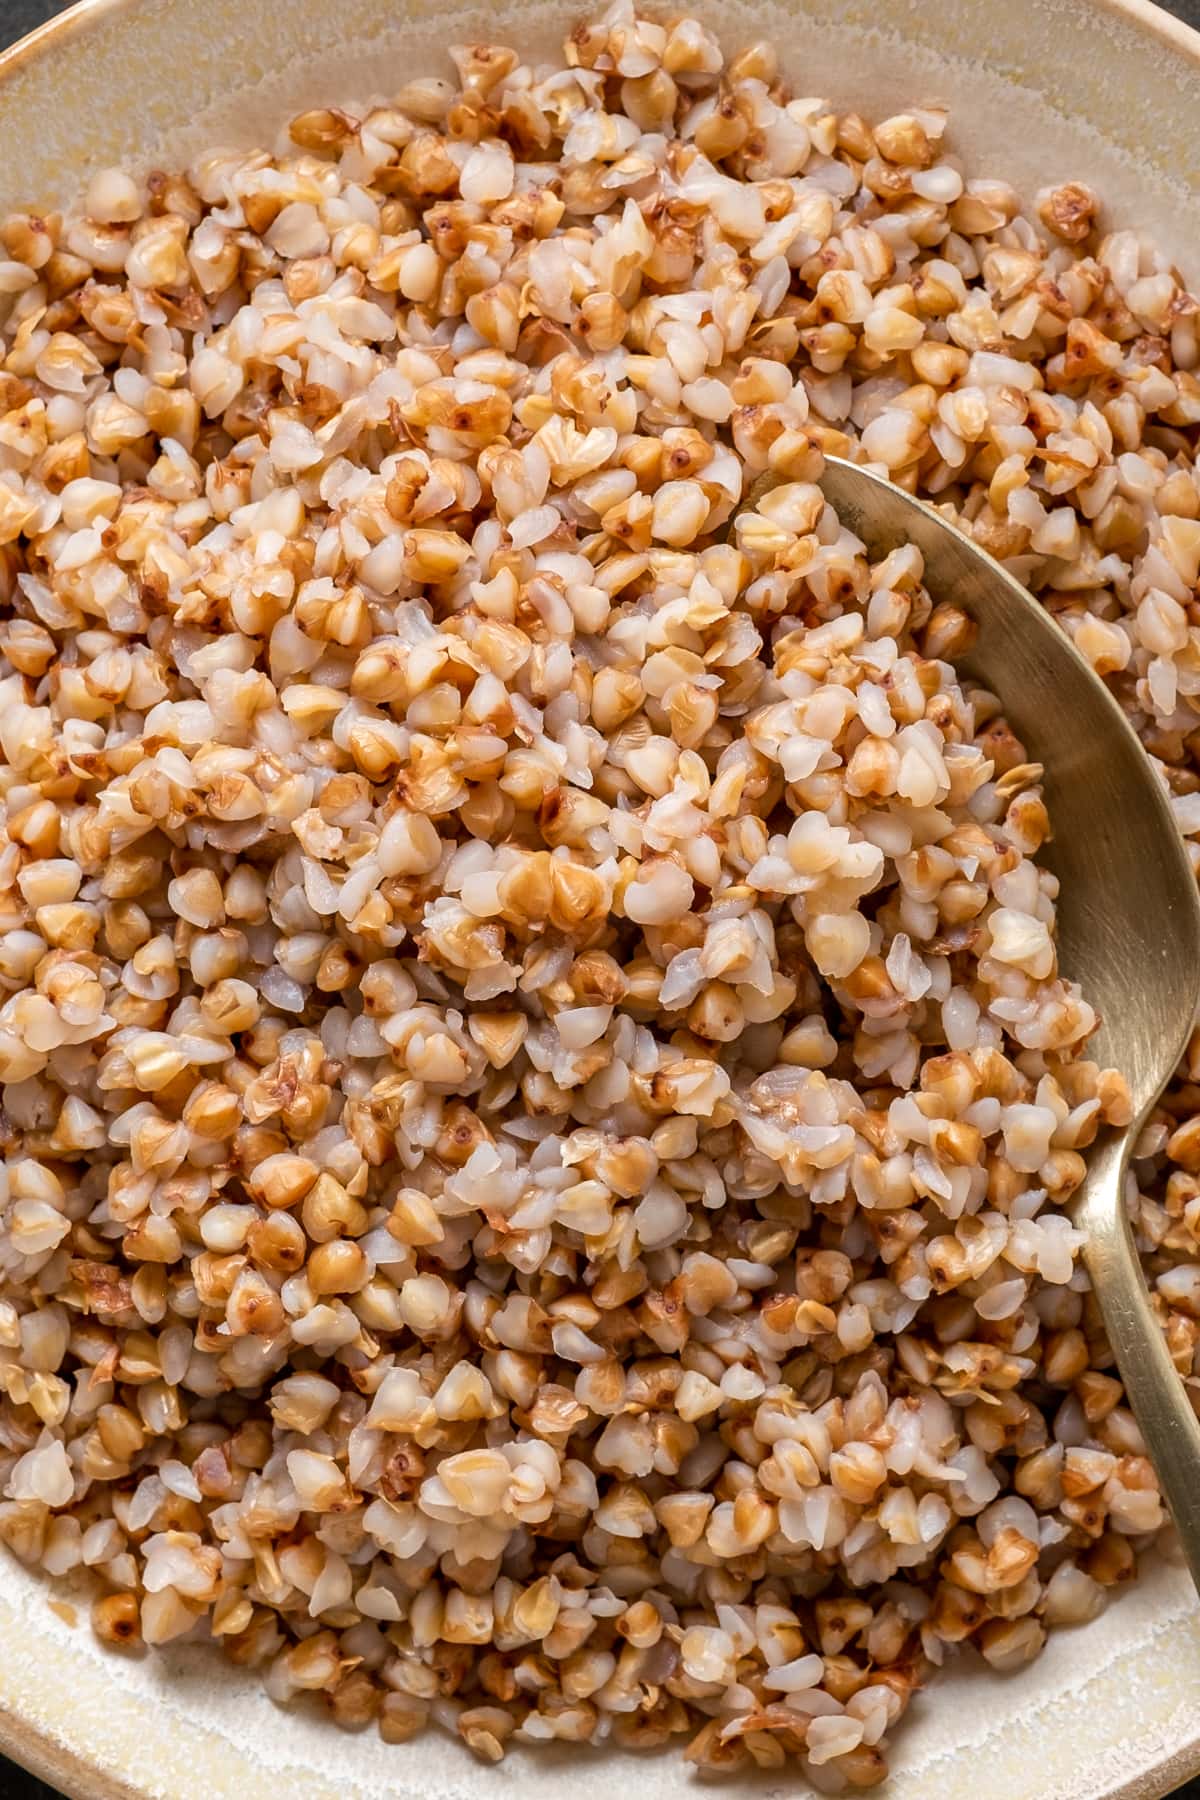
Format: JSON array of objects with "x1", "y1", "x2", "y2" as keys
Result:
[{"x1": 0, "y1": 3, "x2": 1195, "y2": 1784}]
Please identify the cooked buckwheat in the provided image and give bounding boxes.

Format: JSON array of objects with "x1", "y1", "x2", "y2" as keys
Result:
[{"x1": 0, "y1": 2, "x2": 1196, "y2": 1786}]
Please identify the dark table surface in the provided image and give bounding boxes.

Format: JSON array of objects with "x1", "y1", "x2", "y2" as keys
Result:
[{"x1": 2, "y1": 0, "x2": 1200, "y2": 1795}]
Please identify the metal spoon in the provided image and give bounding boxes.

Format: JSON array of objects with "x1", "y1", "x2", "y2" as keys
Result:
[{"x1": 760, "y1": 454, "x2": 1200, "y2": 1589}]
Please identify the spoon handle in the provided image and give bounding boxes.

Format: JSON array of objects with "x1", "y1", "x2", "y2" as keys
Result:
[{"x1": 1076, "y1": 1132, "x2": 1200, "y2": 1593}]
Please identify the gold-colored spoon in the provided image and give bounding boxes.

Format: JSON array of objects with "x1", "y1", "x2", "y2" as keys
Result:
[{"x1": 765, "y1": 455, "x2": 1200, "y2": 1588}]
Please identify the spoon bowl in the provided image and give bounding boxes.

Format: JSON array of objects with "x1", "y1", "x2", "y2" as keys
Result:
[{"x1": 817, "y1": 454, "x2": 1200, "y2": 1584}]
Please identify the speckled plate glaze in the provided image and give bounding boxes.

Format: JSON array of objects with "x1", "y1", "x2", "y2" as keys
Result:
[{"x1": 1, "y1": 0, "x2": 1200, "y2": 1794}]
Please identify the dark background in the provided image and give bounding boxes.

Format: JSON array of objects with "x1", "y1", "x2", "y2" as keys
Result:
[{"x1": 2, "y1": 0, "x2": 1200, "y2": 1793}]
